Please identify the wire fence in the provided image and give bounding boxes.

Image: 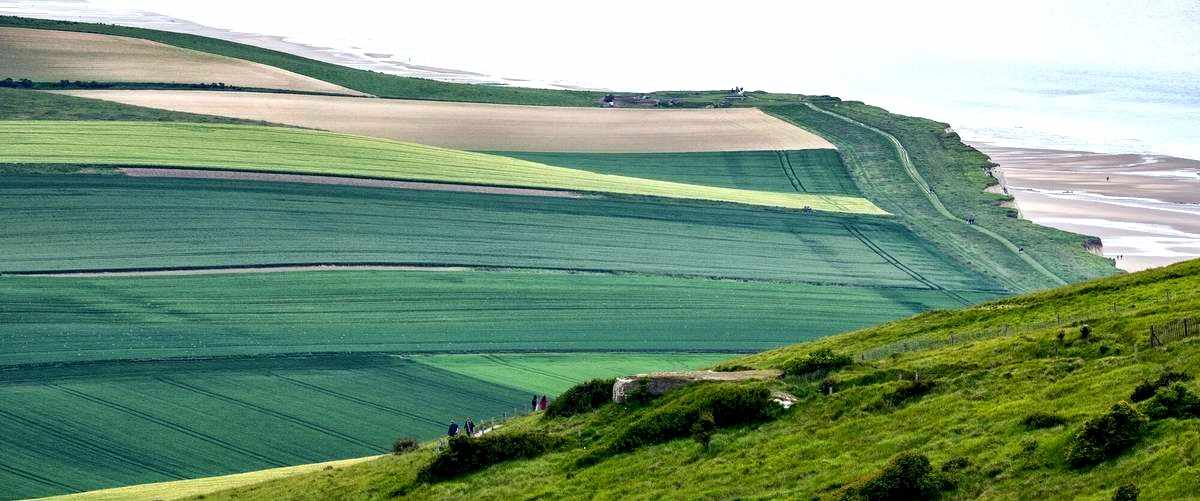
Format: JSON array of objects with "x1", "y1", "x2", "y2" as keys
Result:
[
  {"x1": 1150, "y1": 317, "x2": 1198, "y2": 348},
  {"x1": 857, "y1": 305, "x2": 1139, "y2": 362}
]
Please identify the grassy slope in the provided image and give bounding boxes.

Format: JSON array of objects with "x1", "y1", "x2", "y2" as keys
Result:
[
  {"x1": 493, "y1": 149, "x2": 859, "y2": 196},
  {"x1": 0, "y1": 120, "x2": 882, "y2": 214},
  {"x1": 0, "y1": 88, "x2": 271, "y2": 124},
  {"x1": 818, "y1": 100, "x2": 1116, "y2": 285},
  {"x1": 0, "y1": 353, "x2": 720, "y2": 500},
  {"x1": 204, "y1": 259, "x2": 1200, "y2": 500},
  {"x1": 764, "y1": 102, "x2": 1116, "y2": 292},
  {"x1": 0, "y1": 16, "x2": 605, "y2": 106},
  {"x1": 0, "y1": 173, "x2": 985, "y2": 291}
]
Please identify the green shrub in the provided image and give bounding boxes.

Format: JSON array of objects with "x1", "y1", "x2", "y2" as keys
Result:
[
  {"x1": 391, "y1": 437, "x2": 419, "y2": 455},
  {"x1": 607, "y1": 383, "x2": 777, "y2": 455},
  {"x1": 1065, "y1": 402, "x2": 1147, "y2": 468},
  {"x1": 712, "y1": 363, "x2": 755, "y2": 372},
  {"x1": 939, "y1": 456, "x2": 970, "y2": 473},
  {"x1": 841, "y1": 452, "x2": 948, "y2": 500},
  {"x1": 881, "y1": 380, "x2": 936, "y2": 408},
  {"x1": 1112, "y1": 483, "x2": 1139, "y2": 501},
  {"x1": 1143, "y1": 383, "x2": 1200, "y2": 419},
  {"x1": 419, "y1": 431, "x2": 564, "y2": 482},
  {"x1": 781, "y1": 349, "x2": 853, "y2": 378},
  {"x1": 545, "y1": 378, "x2": 615, "y2": 418},
  {"x1": 1022, "y1": 412, "x2": 1067, "y2": 430},
  {"x1": 691, "y1": 410, "x2": 716, "y2": 449},
  {"x1": 1079, "y1": 324, "x2": 1092, "y2": 340},
  {"x1": 1130, "y1": 370, "x2": 1192, "y2": 402}
]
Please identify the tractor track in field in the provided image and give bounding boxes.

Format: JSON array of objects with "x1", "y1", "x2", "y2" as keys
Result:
[
  {"x1": 382, "y1": 367, "x2": 525, "y2": 408},
  {"x1": 271, "y1": 374, "x2": 443, "y2": 427},
  {"x1": 481, "y1": 354, "x2": 577, "y2": 385},
  {"x1": 0, "y1": 407, "x2": 188, "y2": 480},
  {"x1": 156, "y1": 378, "x2": 385, "y2": 453},
  {"x1": 800, "y1": 102, "x2": 1066, "y2": 287},
  {"x1": 0, "y1": 460, "x2": 80, "y2": 492},
  {"x1": 50, "y1": 384, "x2": 289, "y2": 468},
  {"x1": 0, "y1": 262, "x2": 1000, "y2": 294},
  {"x1": 842, "y1": 224, "x2": 970, "y2": 305}
]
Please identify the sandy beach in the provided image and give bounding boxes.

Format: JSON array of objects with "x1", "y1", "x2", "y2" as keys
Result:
[{"x1": 977, "y1": 145, "x2": 1200, "y2": 272}]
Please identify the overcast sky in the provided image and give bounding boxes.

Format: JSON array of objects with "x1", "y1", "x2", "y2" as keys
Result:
[{"x1": 84, "y1": 0, "x2": 1200, "y2": 93}]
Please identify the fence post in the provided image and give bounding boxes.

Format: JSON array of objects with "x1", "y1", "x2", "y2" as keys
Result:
[{"x1": 1186, "y1": 318, "x2": 1191, "y2": 339}]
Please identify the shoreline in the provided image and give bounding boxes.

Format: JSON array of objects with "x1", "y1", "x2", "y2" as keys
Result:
[{"x1": 971, "y1": 142, "x2": 1200, "y2": 272}]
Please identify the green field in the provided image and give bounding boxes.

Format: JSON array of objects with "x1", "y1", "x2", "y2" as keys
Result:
[
  {"x1": 0, "y1": 121, "x2": 883, "y2": 214},
  {"x1": 0, "y1": 269, "x2": 989, "y2": 367},
  {"x1": 198, "y1": 259, "x2": 1200, "y2": 500},
  {"x1": 494, "y1": 149, "x2": 859, "y2": 195},
  {"x1": 0, "y1": 352, "x2": 723, "y2": 499},
  {"x1": 0, "y1": 173, "x2": 991, "y2": 291}
]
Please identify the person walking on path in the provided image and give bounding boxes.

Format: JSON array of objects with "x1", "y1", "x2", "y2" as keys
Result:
[
  {"x1": 531, "y1": 395, "x2": 538, "y2": 412},
  {"x1": 447, "y1": 420, "x2": 459, "y2": 437},
  {"x1": 465, "y1": 417, "x2": 475, "y2": 437},
  {"x1": 539, "y1": 395, "x2": 548, "y2": 411}
]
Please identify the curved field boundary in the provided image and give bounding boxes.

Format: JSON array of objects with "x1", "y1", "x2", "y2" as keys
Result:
[
  {"x1": 53, "y1": 90, "x2": 833, "y2": 153},
  {"x1": 0, "y1": 120, "x2": 884, "y2": 215},
  {"x1": 0, "y1": 28, "x2": 362, "y2": 96},
  {"x1": 38, "y1": 456, "x2": 381, "y2": 501},
  {"x1": 802, "y1": 102, "x2": 1066, "y2": 286}
]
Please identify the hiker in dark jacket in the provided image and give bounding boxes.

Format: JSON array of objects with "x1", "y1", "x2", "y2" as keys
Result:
[
  {"x1": 539, "y1": 395, "x2": 548, "y2": 410},
  {"x1": 447, "y1": 420, "x2": 459, "y2": 437},
  {"x1": 465, "y1": 417, "x2": 475, "y2": 436},
  {"x1": 531, "y1": 395, "x2": 538, "y2": 411}
]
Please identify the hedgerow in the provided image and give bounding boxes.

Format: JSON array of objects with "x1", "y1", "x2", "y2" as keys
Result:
[
  {"x1": 545, "y1": 379, "x2": 615, "y2": 418},
  {"x1": 603, "y1": 383, "x2": 777, "y2": 457},
  {"x1": 781, "y1": 349, "x2": 853, "y2": 378},
  {"x1": 419, "y1": 431, "x2": 565, "y2": 482}
]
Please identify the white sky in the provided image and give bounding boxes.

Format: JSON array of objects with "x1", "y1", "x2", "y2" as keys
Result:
[{"x1": 86, "y1": 0, "x2": 1200, "y2": 93}]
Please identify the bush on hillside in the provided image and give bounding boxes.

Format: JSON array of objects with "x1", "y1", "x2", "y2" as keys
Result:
[
  {"x1": 881, "y1": 380, "x2": 937, "y2": 408},
  {"x1": 1130, "y1": 370, "x2": 1192, "y2": 402},
  {"x1": 606, "y1": 383, "x2": 777, "y2": 455},
  {"x1": 840, "y1": 452, "x2": 948, "y2": 500},
  {"x1": 712, "y1": 363, "x2": 755, "y2": 372},
  {"x1": 939, "y1": 456, "x2": 970, "y2": 473},
  {"x1": 1112, "y1": 483, "x2": 1139, "y2": 501},
  {"x1": 691, "y1": 410, "x2": 716, "y2": 449},
  {"x1": 781, "y1": 349, "x2": 853, "y2": 378},
  {"x1": 418, "y1": 431, "x2": 565, "y2": 482},
  {"x1": 1065, "y1": 402, "x2": 1147, "y2": 468},
  {"x1": 1021, "y1": 412, "x2": 1067, "y2": 430},
  {"x1": 392, "y1": 437, "x2": 419, "y2": 455},
  {"x1": 1143, "y1": 383, "x2": 1200, "y2": 420},
  {"x1": 545, "y1": 378, "x2": 615, "y2": 418},
  {"x1": 1079, "y1": 324, "x2": 1092, "y2": 341}
]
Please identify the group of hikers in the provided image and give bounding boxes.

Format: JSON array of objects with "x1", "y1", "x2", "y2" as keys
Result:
[
  {"x1": 446, "y1": 417, "x2": 477, "y2": 437},
  {"x1": 445, "y1": 395, "x2": 551, "y2": 438}
]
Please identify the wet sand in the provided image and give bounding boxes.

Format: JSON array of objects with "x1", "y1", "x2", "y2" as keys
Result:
[{"x1": 976, "y1": 144, "x2": 1200, "y2": 271}]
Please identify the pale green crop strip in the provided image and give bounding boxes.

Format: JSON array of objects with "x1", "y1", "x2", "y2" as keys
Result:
[{"x1": 0, "y1": 121, "x2": 887, "y2": 215}]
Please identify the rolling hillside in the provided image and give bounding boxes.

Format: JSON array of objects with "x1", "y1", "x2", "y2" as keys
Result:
[
  {"x1": 183, "y1": 258, "x2": 1200, "y2": 500},
  {"x1": 0, "y1": 16, "x2": 1123, "y2": 500}
]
